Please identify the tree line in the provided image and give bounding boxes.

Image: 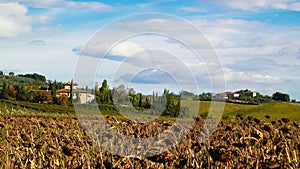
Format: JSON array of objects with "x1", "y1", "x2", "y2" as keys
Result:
[
  {"x1": 94, "y1": 80, "x2": 182, "y2": 117},
  {"x1": 0, "y1": 71, "x2": 294, "y2": 117},
  {"x1": 0, "y1": 72, "x2": 70, "y2": 106},
  {"x1": 197, "y1": 89, "x2": 291, "y2": 104}
]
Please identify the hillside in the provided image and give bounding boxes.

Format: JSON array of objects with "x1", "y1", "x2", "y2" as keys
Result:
[
  {"x1": 222, "y1": 101, "x2": 300, "y2": 122},
  {"x1": 1, "y1": 99, "x2": 300, "y2": 122},
  {"x1": 0, "y1": 74, "x2": 47, "y2": 89},
  {"x1": 197, "y1": 101, "x2": 300, "y2": 122}
]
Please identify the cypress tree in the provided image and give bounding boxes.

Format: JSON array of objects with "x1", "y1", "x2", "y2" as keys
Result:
[
  {"x1": 69, "y1": 80, "x2": 73, "y2": 103},
  {"x1": 138, "y1": 93, "x2": 143, "y2": 107},
  {"x1": 52, "y1": 80, "x2": 57, "y2": 97},
  {"x1": 152, "y1": 91, "x2": 155, "y2": 103}
]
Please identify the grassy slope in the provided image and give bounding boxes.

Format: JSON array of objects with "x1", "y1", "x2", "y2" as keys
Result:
[
  {"x1": 1, "y1": 99, "x2": 300, "y2": 122},
  {"x1": 0, "y1": 99, "x2": 75, "y2": 118},
  {"x1": 198, "y1": 101, "x2": 300, "y2": 122},
  {"x1": 223, "y1": 101, "x2": 300, "y2": 122}
]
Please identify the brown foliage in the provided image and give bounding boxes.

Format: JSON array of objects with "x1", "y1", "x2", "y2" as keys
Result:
[
  {"x1": 32, "y1": 90, "x2": 52, "y2": 103},
  {"x1": 57, "y1": 94, "x2": 69, "y2": 107},
  {"x1": 8, "y1": 85, "x2": 16, "y2": 101},
  {"x1": 0, "y1": 116, "x2": 299, "y2": 168}
]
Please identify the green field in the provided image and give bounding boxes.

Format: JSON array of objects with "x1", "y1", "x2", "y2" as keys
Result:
[
  {"x1": 1, "y1": 99, "x2": 300, "y2": 122},
  {"x1": 0, "y1": 99, "x2": 75, "y2": 118},
  {"x1": 198, "y1": 101, "x2": 300, "y2": 122}
]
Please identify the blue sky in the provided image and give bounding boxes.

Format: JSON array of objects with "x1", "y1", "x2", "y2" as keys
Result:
[{"x1": 1, "y1": 0, "x2": 300, "y2": 99}]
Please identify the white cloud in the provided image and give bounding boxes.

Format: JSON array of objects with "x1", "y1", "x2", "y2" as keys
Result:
[
  {"x1": 20, "y1": 0, "x2": 64, "y2": 8},
  {"x1": 0, "y1": 3, "x2": 31, "y2": 38},
  {"x1": 20, "y1": 0, "x2": 112, "y2": 11},
  {"x1": 110, "y1": 41, "x2": 144, "y2": 57},
  {"x1": 222, "y1": 68, "x2": 287, "y2": 96},
  {"x1": 64, "y1": 1, "x2": 112, "y2": 11},
  {"x1": 210, "y1": 0, "x2": 300, "y2": 11},
  {"x1": 72, "y1": 15, "x2": 300, "y2": 96},
  {"x1": 36, "y1": 24, "x2": 63, "y2": 34},
  {"x1": 289, "y1": 2, "x2": 300, "y2": 11},
  {"x1": 180, "y1": 7, "x2": 206, "y2": 13},
  {"x1": 224, "y1": 68, "x2": 284, "y2": 84},
  {"x1": 190, "y1": 18, "x2": 300, "y2": 65},
  {"x1": 0, "y1": 30, "x2": 87, "y2": 81},
  {"x1": 191, "y1": 18, "x2": 300, "y2": 92},
  {"x1": 31, "y1": 15, "x2": 53, "y2": 24}
]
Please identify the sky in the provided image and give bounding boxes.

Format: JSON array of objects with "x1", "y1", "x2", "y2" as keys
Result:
[{"x1": 1, "y1": 0, "x2": 300, "y2": 99}]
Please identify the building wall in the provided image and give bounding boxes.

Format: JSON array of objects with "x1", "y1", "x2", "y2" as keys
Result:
[
  {"x1": 77, "y1": 93, "x2": 95, "y2": 104},
  {"x1": 233, "y1": 93, "x2": 240, "y2": 97}
]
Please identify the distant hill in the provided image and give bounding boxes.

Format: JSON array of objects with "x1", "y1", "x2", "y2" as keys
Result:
[{"x1": 0, "y1": 74, "x2": 47, "y2": 89}]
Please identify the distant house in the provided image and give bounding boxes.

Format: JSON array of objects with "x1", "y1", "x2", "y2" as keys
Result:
[
  {"x1": 63, "y1": 82, "x2": 77, "y2": 90},
  {"x1": 215, "y1": 92, "x2": 241, "y2": 101},
  {"x1": 227, "y1": 92, "x2": 240, "y2": 98},
  {"x1": 215, "y1": 93, "x2": 228, "y2": 101},
  {"x1": 56, "y1": 82, "x2": 78, "y2": 98},
  {"x1": 56, "y1": 82, "x2": 95, "y2": 104},
  {"x1": 245, "y1": 91, "x2": 257, "y2": 97}
]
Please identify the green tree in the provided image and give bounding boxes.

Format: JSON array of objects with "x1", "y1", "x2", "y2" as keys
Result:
[
  {"x1": 162, "y1": 89, "x2": 179, "y2": 117},
  {"x1": 18, "y1": 73, "x2": 46, "y2": 82},
  {"x1": 100, "y1": 79, "x2": 111, "y2": 103},
  {"x1": 15, "y1": 84, "x2": 28, "y2": 101},
  {"x1": 9, "y1": 72, "x2": 14, "y2": 76},
  {"x1": 95, "y1": 82, "x2": 100, "y2": 95},
  {"x1": 272, "y1": 92, "x2": 290, "y2": 102},
  {"x1": 180, "y1": 90, "x2": 195, "y2": 100},
  {"x1": 128, "y1": 88, "x2": 135, "y2": 101},
  {"x1": 95, "y1": 82, "x2": 100, "y2": 102},
  {"x1": 52, "y1": 82, "x2": 57, "y2": 97},
  {"x1": 1, "y1": 80, "x2": 8, "y2": 100},
  {"x1": 47, "y1": 80, "x2": 56, "y2": 97},
  {"x1": 0, "y1": 71, "x2": 3, "y2": 76},
  {"x1": 143, "y1": 97, "x2": 151, "y2": 108},
  {"x1": 27, "y1": 86, "x2": 33, "y2": 101},
  {"x1": 152, "y1": 91, "x2": 155, "y2": 103},
  {"x1": 199, "y1": 92, "x2": 212, "y2": 101},
  {"x1": 138, "y1": 93, "x2": 143, "y2": 107},
  {"x1": 33, "y1": 80, "x2": 42, "y2": 90},
  {"x1": 69, "y1": 80, "x2": 73, "y2": 103},
  {"x1": 111, "y1": 87, "x2": 117, "y2": 103}
]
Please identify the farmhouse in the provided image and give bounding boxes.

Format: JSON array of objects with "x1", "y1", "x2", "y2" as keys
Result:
[
  {"x1": 215, "y1": 90, "x2": 258, "y2": 101},
  {"x1": 56, "y1": 82, "x2": 95, "y2": 104},
  {"x1": 215, "y1": 93, "x2": 229, "y2": 101},
  {"x1": 56, "y1": 82, "x2": 78, "y2": 98},
  {"x1": 226, "y1": 92, "x2": 240, "y2": 98},
  {"x1": 215, "y1": 92, "x2": 241, "y2": 101},
  {"x1": 245, "y1": 91, "x2": 257, "y2": 97}
]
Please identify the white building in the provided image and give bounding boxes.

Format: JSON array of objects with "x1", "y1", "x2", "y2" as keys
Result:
[{"x1": 56, "y1": 82, "x2": 95, "y2": 104}]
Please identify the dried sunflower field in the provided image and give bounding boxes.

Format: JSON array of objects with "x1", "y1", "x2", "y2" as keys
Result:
[{"x1": 0, "y1": 114, "x2": 299, "y2": 169}]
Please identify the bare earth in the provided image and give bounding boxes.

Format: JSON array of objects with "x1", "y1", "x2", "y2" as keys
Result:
[{"x1": 0, "y1": 116, "x2": 299, "y2": 168}]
